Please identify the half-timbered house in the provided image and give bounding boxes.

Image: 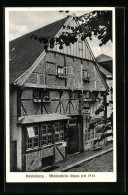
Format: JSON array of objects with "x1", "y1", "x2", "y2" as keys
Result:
[{"x1": 9, "y1": 15, "x2": 109, "y2": 171}]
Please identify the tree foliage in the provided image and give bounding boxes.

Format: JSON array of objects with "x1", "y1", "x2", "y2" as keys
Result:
[{"x1": 31, "y1": 11, "x2": 112, "y2": 50}]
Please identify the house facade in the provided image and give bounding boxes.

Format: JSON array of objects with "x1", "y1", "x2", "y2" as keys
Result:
[
  {"x1": 10, "y1": 15, "x2": 109, "y2": 172},
  {"x1": 96, "y1": 54, "x2": 113, "y2": 118}
]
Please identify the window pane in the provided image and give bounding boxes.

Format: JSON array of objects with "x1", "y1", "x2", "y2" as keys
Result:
[
  {"x1": 60, "y1": 123, "x2": 65, "y2": 130},
  {"x1": 60, "y1": 132, "x2": 64, "y2": 141},
  {"x1": 33, "y1": 89, "x2": 43, "y2": 99},
  {"x1": 48, "y1": 124, "x2": 52, "y2": 133},
  {"x1": 55, "y1": 123, "x2": 59, "y2": 132},
  {"x1": 55, "y1": 133, "x2": 59, "y2": 142},
  {"x1": 34, "y1": 126, "x2": 39, "y2": 136},
  {"x1": 27, "y1": 138, "x2": 33, "y2": 149},
  {"x1": 48, "y1": 135, "x2": 52, "y2": 144},
  {"x1": 42, "y1": 125, "x2": 47, "y2": 134},
  {"x1": 42, "y1": 136, "x2": 47, "y2": 145},
  {"x1": 58, "y1": 67, "x2": 64, "y2": 74},
  {"x1": 34, "y1": 137, "x2": 39, "y2": 147}
]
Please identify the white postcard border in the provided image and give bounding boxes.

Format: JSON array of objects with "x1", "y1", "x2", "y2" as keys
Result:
[{"x1": 5, "y1": 7, "x2": 116, "y2": 183}]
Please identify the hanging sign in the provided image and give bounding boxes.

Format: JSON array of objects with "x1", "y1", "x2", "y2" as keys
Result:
[{"x1": 27, "y1": 127, "x2": 35, "y2": 138}]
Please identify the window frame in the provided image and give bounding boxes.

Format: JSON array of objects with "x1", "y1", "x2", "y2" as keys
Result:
[
  {"x1": 41, "y1": 124, "x2": 53, "y2": 146},
  {"x1": 26, "y1": 121, "x2": 66, "y2": 150},
  {"x1": 54, "y1": 122, "x2": 65, "y2": 143},
  {"x1": 57, "y1": 66, "x2": 65, "y2": 75},
  {"x1": 26, "y1": 125, "x2": 39, "y2": 150}
]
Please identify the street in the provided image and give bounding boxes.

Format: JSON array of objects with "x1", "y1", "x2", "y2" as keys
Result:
[{"x1": 67, "y1": 151, "x2": 113, "y2": 172}]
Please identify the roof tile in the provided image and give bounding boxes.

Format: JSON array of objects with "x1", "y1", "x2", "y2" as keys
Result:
[{"x1": 9, "y1": 17, "x2": 68, "y2": 84}]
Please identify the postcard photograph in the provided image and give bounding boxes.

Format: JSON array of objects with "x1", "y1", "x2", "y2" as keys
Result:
[{"x1": 5, "y1": 7, "x2": 116, "y2": 182}]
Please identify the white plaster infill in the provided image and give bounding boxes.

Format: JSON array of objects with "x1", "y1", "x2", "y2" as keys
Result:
[{"x1": 61, "y1": 148, "x2": 113, "y2": 172}]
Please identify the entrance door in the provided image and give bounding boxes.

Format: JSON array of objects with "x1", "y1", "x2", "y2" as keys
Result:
[{"x1": 68, "y1": 121, "x2": 79, "y2": 155}]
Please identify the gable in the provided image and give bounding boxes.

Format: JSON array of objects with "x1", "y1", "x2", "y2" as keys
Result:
[
  {"x1": 10, "y1": 15, "x2": 108, "y2": 90},
  {"x1": 49, "y1": 15, "x2": 94, "y2": 61},
  {"x1": 9, "y1": 17, "x2": 68, "y2": 84},
  {"x1": 25, "y1": 51, "x2": 106, "y2": 91}
]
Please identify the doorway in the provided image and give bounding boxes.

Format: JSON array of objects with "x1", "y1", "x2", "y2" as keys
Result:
[{"x1": 68, "y1": 120, "x2": 79, "y2": 155}]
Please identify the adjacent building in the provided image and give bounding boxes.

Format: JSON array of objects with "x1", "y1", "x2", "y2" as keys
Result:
[
  {"x1": 96, "y1": 54, "x2": 113, "y2": 118},
  {"x1": 10, "y1": 15, "x2": 109, "y2": 171}
]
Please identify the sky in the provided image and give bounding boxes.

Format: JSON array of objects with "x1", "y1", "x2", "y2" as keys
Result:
[{"x1": 9, "y1": 10, "x2": 113, "y2": 58}]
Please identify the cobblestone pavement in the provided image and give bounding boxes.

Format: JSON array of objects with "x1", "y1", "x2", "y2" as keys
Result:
[
  {"x1": 67, "y1": 151, "x2": 113, "y2": 172},
  {"x1": 50, "y1": 142, "x2": 113, "y2": 172}
]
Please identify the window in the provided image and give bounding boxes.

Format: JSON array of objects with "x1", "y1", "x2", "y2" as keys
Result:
[
  {"x1": 55, "y1": 133, "x2": 59, "y2": 142},
  {"x1": 26, "y1": 122, "x2": 65, "y2": 150},
  {"x1": 41, "y1": 124, "x2": 53, "y2": 146},
  {"x1": 83, "y1": 70, "x2": 90, "y2": 81},
  {"x1": 42, "y1": 125, "x2": 47, "y2": 134},
  {"x1": 61, "y1": 123, "x2": 65, "y2": 130},
  {"x1": 48, "y1": 135, "x2": 52, "y2": 144},
  {"x1": 60, "y1": 132, "x2": 64, "y2": 141},
  {"x1": 83, "y1": 70, "x2": 88, "y2": 78},
  {"x1": 26, "y1": 126, "x2": 39, "y2": 150},
  {"x1": 33, "y1": 89, "x2": 50, "y2": 102},
  {"x1": 57, "y1": 67, "x2": 65, "y2": 75},
  {"x1": 55, "y1": 122, "x2": 65, "y2": 142},
  {"x1": 55, "y1": 123, "x2": 59, "y2": 132},
  {"x1": 42, "y1": 136, "x2": 47, "y2": 145},
  {"x1": 34, "y1": 126, "x2": 39, "y2": 136},
  {"x1": 34, "y1": 137, "x2": 39, "y2": 147},
  {"x1": 27, "y1": 139, "x2": 33, "y2": 149},
  {"x1": 86, "y1": 91, "x2": 90, "y2": 98},
  {"x1": 33, "y1": 89, "x2": 43, "y2": 99},
  {"x1": 48, "y1": 124, "x2": 52, "y2": 133}
]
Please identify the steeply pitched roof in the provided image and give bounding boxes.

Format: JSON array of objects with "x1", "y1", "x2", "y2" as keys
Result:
[
  {"x1": 9, "y1": 17, "x2": 68, "y2": 84},
  {"x1": 96, "y1": 54, "x2": 112, "y2": 63}
]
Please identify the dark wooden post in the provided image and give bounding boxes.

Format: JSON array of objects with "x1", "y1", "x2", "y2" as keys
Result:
[
  {"x1": 52, "y1": 124, "x2": 56, "y2": 166},
  {"x1": 65, "y1": 121, "x2": 69, "y2": 159}
]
